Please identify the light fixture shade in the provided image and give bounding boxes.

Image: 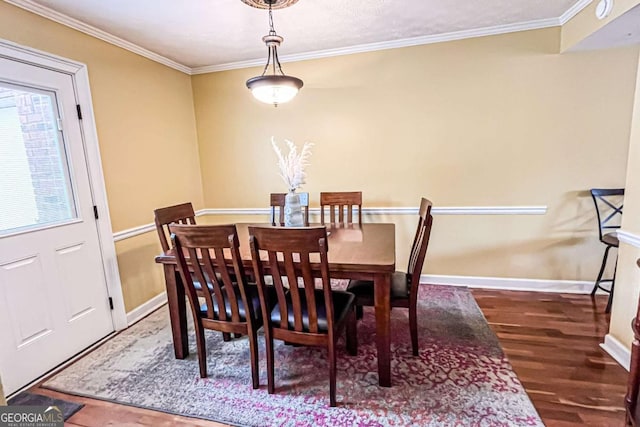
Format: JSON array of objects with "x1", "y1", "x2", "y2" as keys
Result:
[
  {"x1": 243, "y1": 0, "x2": 303, "y2": 106},
  {"x1": 246, "y1": 75, "x2": 304, "y2": 105}
]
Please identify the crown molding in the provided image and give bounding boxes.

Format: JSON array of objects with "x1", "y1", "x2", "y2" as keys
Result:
[
  {"x1": 6, "y1": 0, "x2": 590, "y2": 76},
  {"x1": 559, "y1": 0, "x2": 594, "y2": 25},
  {"x1": 191, "y1": 18, "x2": 560, "y2": 74},
  {"x1": 3, "y1": 0, "x2": 191, "y2": 74},
  {"x1": 192, "y1": 58, "x2": 268, "y2": 74}
]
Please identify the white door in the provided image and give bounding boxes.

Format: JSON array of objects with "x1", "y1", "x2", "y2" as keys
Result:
[{"x1": 0, "y1": 57, "x2": 114, "y2": 395}]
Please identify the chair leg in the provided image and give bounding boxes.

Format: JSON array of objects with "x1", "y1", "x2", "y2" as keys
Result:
[
  {"x1": 265, "y1": 329, "x2": 275, "y2": 394},
  {"x1": 328, "y1": 338, "x2": 337, "y2": 407},
  {"x1": 346, "y1": 308, "x2": 358, "y2": 356},
  {"x1": 247, "y1": 329, "x2": 260, "y2": 389},
  {"x1": 195, "y1": 324, "x2": 207, "y2": 378},
  {"x1": 591, "y1": 245, "x2": 612, "y2": 296},
  {"x1": 409, "y1": 299, "x2": 419, "y2": 356},
  {"x1": 222, "y1": 332, "x2": 231, "y2": 342},
  {"x1": 606, "y1": 256, "x2": 618, "y2": 314},
  {"x1": 355, "y1": 305, "x2": 363, "y2": 320}
]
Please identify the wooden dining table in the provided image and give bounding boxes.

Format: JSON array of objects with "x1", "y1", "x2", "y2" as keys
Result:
[{"x1": 155, "y1": 222, "x2": 396, "y2": 387}]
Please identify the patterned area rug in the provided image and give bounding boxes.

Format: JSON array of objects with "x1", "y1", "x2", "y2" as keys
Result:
[{"x1": 43, "y1": 285, "x2": 542, "y2": 426}]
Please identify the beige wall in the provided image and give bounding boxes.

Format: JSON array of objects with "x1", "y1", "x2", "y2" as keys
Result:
[
  {"x1": 610, "y1": 52, "x2": 640, "y2": 348},
  {"x1": 2, "y1": 2, "x2": 639, "y2": 316},
  {"x1": 561, "y1": 0, "x2": 640, "y2": 51},
  {"x1": 193, "y1": 28, "x2": 639, "y2": 281},
  {"x1": 0, "y1": 2, "x2": 204, "y2": 311}
]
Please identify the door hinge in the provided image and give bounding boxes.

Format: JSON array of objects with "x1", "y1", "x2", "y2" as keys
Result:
[
  {"x1": 108, "y1": 297, "x2": 114, "y2": 310},
  {"x1": 93, "y1": 205, "x2": 99, "y2": 220},
  {"x1": 76, "y1": 104, "x2": 83, "y2": 120}
]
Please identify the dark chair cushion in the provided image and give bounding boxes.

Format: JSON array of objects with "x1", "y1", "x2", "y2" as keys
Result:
[
  {"x1": 270, "y1": 289, "x2": 355, "y2": 332},
  {"x1": 199, "y1": 284, "x2": 273, "y2": 323},
  {"x1": 347, "y1": 271, "x2": 410, "y2": 300},
  {"x1": 192, "y1": 272, "x2": 237, "y2": 294},
  {"x1": 602, "y1": 232, "x2": 619, "y2": 247},
  {"x1": 192, "y1": 278, "x2": 212, "y2": 293}
]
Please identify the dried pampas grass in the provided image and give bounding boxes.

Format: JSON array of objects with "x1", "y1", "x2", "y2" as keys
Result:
[{"x1": 271, "y1": 137, "x2": 313, "y2": 191}]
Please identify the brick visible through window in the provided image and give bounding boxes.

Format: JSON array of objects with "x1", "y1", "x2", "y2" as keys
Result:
[{"x1": 0, "y1": 85, "x2": 76, "y2": 235}]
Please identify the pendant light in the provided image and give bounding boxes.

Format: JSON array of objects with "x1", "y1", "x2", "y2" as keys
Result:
[{"x1": 243, "y1": 0, "x2": 303, "y2": 106}]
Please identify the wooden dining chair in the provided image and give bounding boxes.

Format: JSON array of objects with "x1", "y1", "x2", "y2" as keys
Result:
[
  {"x1": 154, "y1": 202, "x2": 216, "y2": 292},
  {"x1": 346, "y1": 197, "x2": 433, "y2": 356},
  {"x1": 169, "y1": 224, "x2": 262, "y2": 388},
  {"x1": 154, "y1": 202, "x2": 196, "y2": 252},
  {"x1": 320, "y1": 191, "x2": 362, "y2": 226},
  {"x1": 249, "y1": 226, "x2": 357, "y2": 407},
  {"x1": 270, "y1": 192, "x2": 310, "y2": 226},
  {"x1": 155, "y1": 203, "x2": 239, "y2": 342}
]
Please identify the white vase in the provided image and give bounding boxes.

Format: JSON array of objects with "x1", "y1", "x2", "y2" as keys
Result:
[{"x1": 284, "y1": 190, "x2": 304, "y2": 227}]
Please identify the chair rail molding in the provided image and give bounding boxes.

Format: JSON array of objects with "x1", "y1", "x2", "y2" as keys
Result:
[
  {"x1": 198, "y1": 205, "x2": 548, "y2": 217},
  {"x1": 112, "y1": 205, "x2": 547, "y2": 242},
  {"x1": 113, "y1": 223, "x2": 157, "y2": 242},
  {"x1": 617, "y1": 230, "x2": 640, "y2": 248}
]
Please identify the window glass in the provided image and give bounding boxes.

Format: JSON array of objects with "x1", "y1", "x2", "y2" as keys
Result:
[{"x1": 0, "y1": 83, "x2": 77, "y2": 235}]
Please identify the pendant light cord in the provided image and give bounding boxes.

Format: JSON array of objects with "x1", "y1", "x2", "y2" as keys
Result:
[
  {"x1": 259, "y1": 0, "x2": 286, "y2": 77},
  {"x1": 268, "y1": 2, "x2": 275, "y2": 35}
]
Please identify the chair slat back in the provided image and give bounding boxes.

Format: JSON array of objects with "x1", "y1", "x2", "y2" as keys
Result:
[
  {"x1": 270, "y1": 192, "x2": 310, "y2": 226},
  {"x1": 320, "y1": 191, "x2": 362, "y2": 225},
  {"x1": 249, "y1": 226, "x2": 331, "y2": 334},
  {"x1": 590, "y1": 188, "x2": 624, "y2": 240},
  {"x1": 170, "y1": 224, "x2": 251, "y2": 324},
  {"x1": 407, "y1": 198, "x2": 434, "y2": 295},
  {"x1": 154, "y1": 202, "x2": 196, "y2": 252}
]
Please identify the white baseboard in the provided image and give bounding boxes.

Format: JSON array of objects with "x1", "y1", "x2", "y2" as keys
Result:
[
  {"x1": 600, "y1": 334, "x2": 631, "y2": 371},
  {"x1": 126, "y1": 291, "x2": 167, "y2": 326},
  {"x1": 421, "y1": 274, "x2": 593, "y2": 294}
]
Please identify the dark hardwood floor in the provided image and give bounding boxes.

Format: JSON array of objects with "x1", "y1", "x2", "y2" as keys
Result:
[
  {"x1": 472, "y1": 289, "x2": 627, "y2": 426},
  {"x1": 31, "y1": 289, "x2": 628, "y2": 426}
]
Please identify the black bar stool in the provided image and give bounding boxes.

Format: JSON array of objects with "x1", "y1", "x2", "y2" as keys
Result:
[{"x1": 590, "y1": 188, "x2": 624, "y2": 313}]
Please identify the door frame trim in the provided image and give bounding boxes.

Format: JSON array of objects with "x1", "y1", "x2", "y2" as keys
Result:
[{"x1": 0, "y1": 38, "x2": 127, "y2": 330}]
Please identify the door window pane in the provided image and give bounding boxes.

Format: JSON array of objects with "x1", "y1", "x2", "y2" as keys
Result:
[{"x1": 0, "y1": 83, "x2": 77, "y2": 235}]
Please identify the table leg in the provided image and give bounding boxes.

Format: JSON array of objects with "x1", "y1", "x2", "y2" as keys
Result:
[
  {"x1": 164, "y1": 264, "x2": 188, "y2": 359},
  {"x1": 374, "y1": 272, "x2": 391, "y2": 387}
]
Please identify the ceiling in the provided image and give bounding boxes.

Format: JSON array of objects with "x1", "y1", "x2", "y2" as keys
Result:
[
  {"x1": 7, "y1": 0, "x2": 590, "y2": 73},
  {"x1": 572, "y1": 3, "x2": 640, "y2": 50}
]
